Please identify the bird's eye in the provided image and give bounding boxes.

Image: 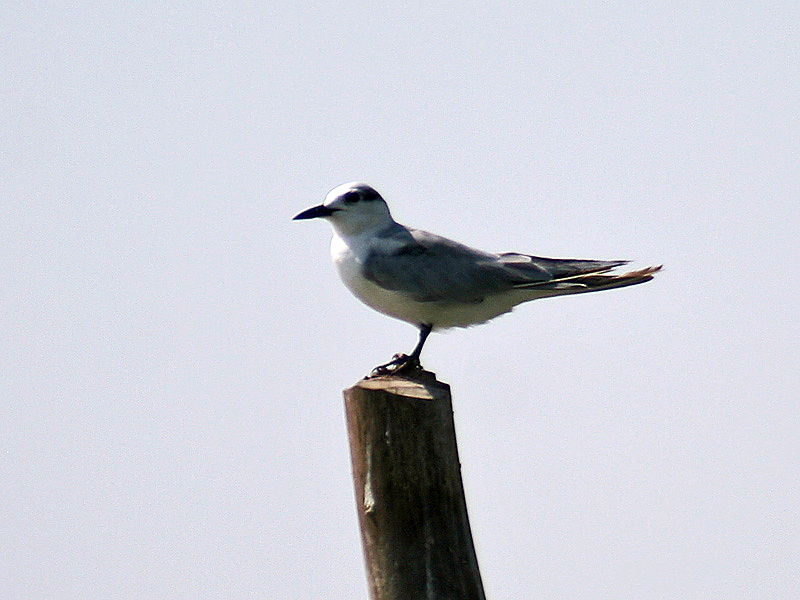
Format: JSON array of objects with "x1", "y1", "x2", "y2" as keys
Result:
[{"x1": 342, "y1": 191, "x2": 360, "y2": 204}]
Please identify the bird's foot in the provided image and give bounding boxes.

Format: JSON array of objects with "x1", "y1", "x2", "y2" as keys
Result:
[{"x1": 368, "y1": 353, "x2": 423, "y2": 378}]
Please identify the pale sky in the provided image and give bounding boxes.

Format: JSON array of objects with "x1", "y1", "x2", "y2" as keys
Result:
[{"x1": 3, "y1": 2, "x2": 799, "y2": 599}]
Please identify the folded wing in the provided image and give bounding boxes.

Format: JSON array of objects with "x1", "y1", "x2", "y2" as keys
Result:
[{"x1": 362, "y1": 226, "x2": 659, "y2": 303}]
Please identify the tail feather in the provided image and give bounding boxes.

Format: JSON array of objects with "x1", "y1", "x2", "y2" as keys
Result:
[{"x1": 515, "y1": 265, "x2": 662, "y2": 295}]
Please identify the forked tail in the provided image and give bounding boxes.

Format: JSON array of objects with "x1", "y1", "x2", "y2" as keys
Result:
[{"x1": 516, "y1": 265, "x2": 663, "y2": 295}]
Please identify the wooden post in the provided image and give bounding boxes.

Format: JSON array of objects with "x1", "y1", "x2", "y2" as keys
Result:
[{"x1": 344, "y1": 370, "x2": 486, "y2": 600}]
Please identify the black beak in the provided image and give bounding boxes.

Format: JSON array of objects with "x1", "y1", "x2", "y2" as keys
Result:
[{"x1": 293, "y1": 204, "x2": 338, "y2": 220}]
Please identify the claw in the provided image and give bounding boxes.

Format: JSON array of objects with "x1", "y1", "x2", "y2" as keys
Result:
[
  {"x1": 368, "y1": 354, "x2": 423, "y2": 378},
  {"x1": 366, "y1": 324, "x2": 432, "y2": 379}
]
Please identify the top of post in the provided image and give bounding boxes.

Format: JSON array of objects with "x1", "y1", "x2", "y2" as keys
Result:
[{"x1": 348, "y1": 369, "x2": 450, "y2": 401}]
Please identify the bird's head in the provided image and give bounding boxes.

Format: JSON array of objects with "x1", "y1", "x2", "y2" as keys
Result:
[{"x1": 293, "y1": 182, "x2": 393, "y2": 236}]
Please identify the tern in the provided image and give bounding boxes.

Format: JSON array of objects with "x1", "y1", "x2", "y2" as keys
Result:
[{"x1": 294, "y1": 182, "x2": 661, "y2": 376}]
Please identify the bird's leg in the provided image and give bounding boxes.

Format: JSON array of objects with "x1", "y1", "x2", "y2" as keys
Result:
[
  {"x1": 406, "y1": 323, "x2": 432, "y2": 364},
  {"x1": 370, "y1": 324, "x2": 433, "y2": 377}
]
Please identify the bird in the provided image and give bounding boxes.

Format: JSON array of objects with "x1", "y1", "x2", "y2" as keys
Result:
[{"x1": 294, "y1": 182, "x2": 661, "y2": 376}]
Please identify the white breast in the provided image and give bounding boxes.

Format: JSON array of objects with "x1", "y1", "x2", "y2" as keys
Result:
[{"x1": 330, "y1": 234, "x2": 426, "y2": 325}]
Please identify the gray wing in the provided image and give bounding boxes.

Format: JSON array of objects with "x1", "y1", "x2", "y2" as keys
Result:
[
  {"x1": 495, "y1": 253, "x2": 629, "y2": 287},
  {"x1": 362, "y1": 225, "x2": 627, "y2": 303}
]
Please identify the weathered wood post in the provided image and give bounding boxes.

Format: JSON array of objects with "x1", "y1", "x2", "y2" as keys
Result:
[{"x1": 344, "y1": 370, "x2": 486, "y2": 600}]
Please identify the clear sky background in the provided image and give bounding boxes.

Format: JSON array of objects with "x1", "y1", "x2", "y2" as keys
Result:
[{"x1": 3, "y1": 2, "x2": 798, "y2": 599}]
